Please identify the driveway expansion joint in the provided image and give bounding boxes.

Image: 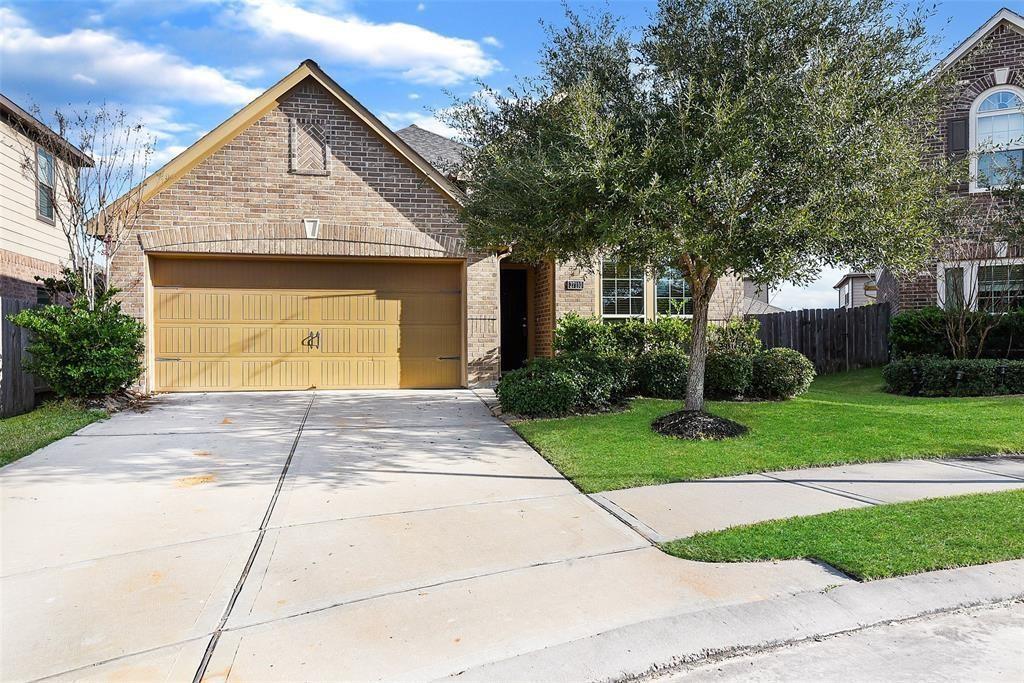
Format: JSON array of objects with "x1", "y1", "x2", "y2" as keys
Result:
[{"x1": 192, "y1": 392, "x2": 317, "y2": 683}]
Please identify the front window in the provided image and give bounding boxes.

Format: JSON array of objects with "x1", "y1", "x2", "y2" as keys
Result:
[
  {"x1": 36, "y1": 147, "x2": 54, "y2": 221},
  {"x1": 978, "y1": 264, "x2": 1024, "y2": 313},
  {"x1": 975, "y1": 90, "x2": 1024, "y2": 189},
  {"x1": 601, "y1": 259, "x2": 645, "y2": 317},
  {"x1": 944, "y1": 267, "x2": 964, "y2": 310},
  {"x1": 655, "y1": 267, "x2": 693, "y2": 316}
]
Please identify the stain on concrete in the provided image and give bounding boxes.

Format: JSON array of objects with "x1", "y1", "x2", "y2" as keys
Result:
[{"x1": 176, "y1": 474, "x2": 217, "y2": 488}]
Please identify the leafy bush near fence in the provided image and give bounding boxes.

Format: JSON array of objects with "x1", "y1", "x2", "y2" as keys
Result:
[
  {"x1": 889, "y1": 307, "x2": 1024, "y2": 360},
  {"x1": 883, "y1": 357, "x2": 1024, "y2": 397},
  {"x1": 9, "y1": 290, "x2": 145, "y2": 398},
  {"x1": 751, "y1": 348, "x2": 817, "y2": 400},
  {"x1": 704, "y1": 350, "x2": 754, "y2": 398}
]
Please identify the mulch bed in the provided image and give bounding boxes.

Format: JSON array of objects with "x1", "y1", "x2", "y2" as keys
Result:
[{"x1": 652, "y1": 410, "x2": 749, "y2": 440}]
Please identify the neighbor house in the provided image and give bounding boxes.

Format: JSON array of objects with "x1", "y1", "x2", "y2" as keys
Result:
[
  {"x1": 834, "y1": 273, "x2": 877, "y2": 309},
  {"x1": 876, "y1": 7, "x2": 1024, "y2": 314},
  {"x1": 1, "y1": 94, "x2": 93, "y2": 303},
  {"x1": 110, "y1": 60, "x2": 746, "y2": 393}
]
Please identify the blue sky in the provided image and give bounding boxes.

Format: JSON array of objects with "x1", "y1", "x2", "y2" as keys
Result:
[{"x1": 1, "y1": 0, "x2": 1017, "y2": 307}]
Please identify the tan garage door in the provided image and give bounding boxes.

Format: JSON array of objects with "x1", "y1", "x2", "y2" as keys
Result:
[{"x1": 150, "y1": 257, "x2": 462, "y2": 392}]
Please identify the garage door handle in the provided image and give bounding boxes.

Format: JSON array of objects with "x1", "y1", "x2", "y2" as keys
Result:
[
  {"x1": 438, "y1": 356, "x2": 461, "y2": 361},
  {"x1": 156, "y1": 357, "x2": 182, "y2": 362}
]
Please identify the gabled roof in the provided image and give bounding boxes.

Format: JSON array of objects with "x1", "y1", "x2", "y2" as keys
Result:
[
  {"x1": 0, "y1": 93, "x2": 93, "y2": 168},
  {"x1": 933, "y1": 7, "x2": 1024, "y2": 74},
  {"x1": 396, "y1": 124, "x2": 468, "y2": 178},
  {"x1": 136, "y1": 60, "x2": 465, "y2": 207},
  {"x1": 833, "y1": 272, "x2": 873, "y2": 290}
]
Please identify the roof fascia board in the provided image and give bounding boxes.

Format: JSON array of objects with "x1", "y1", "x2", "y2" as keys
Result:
[{"x1": 932, "y1": 8, "x2": 1024, "y2": 76}]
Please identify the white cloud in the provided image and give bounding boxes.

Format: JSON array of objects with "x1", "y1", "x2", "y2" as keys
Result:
[
  {"x1": 0, "y1": 7, "x2": 260, "y2": 106},
  {"x1": 234, "y1": 0, "x2": 498, "y2": 85},
  {"x1": 482, "y1": 36, "x2": 502, "y2": 48},
  {"x1": 772, "y1": 266, "x2": 848, "y2": 310},
  {"x1": 408, "y1": 93, "x2": 420, "y2": 100},
  {"x1": 381, "y1": 110, "x2": 459, "y2": 139},
  {"x1": 71, "y1": 73, "x2": 97, "y2": 85},
  {"x1": 150, "y1": 144, "x2": 187, "y2": 168},
  {"x1": 416, "y1": 2, "x2": 426, "y2": 11}
]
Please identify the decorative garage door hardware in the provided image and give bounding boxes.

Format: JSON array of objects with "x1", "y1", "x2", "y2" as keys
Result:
[{"x1": 300, "y1": 330, "x2": 321, "y2": 350}]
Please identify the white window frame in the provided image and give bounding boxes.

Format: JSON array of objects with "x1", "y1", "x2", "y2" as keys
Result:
[
  {"x1": 969, "y1": 84, "x2": 1024, "y2": 194},
  {"x1": 600, "y1": 258, "x2": 646, "y2": 319},
  {"x1": 936, "y1": 257, "x2": 1024, "y2": 311},
  {"x1": 654, "y1": 267, "x2": 693, "y2": 319}
]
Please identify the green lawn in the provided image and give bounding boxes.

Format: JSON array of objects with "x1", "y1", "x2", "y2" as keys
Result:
[
  {"x1": 662, "y1": 490, "x2": 1024, "y2": 580},
  {"x1": 513, "y1": 369, "x2": 1024, "y2": 492},
  {"x1": 0, "y1": 400, "x2": 107, "y2": 467}
]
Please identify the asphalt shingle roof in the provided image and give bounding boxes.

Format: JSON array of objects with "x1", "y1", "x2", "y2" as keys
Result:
[{"x1": 395, "y1": 124, "x2": 468, "y2": 178}]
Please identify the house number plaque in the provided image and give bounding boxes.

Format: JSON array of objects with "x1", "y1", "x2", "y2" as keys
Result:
[{"x1": 564, "y1": 280, "x2": 585, "y2": 291}]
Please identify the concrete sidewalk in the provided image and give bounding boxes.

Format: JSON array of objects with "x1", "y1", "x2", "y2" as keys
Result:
[{"x1": 594, "y1": 456, "x2": 1024, "y2": 542}]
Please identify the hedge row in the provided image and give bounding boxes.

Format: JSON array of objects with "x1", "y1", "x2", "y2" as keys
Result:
[
  {"x1": 883, "y1": 357, "x2": 1024, "y2": 397},
  {"x1": 497, "y1": 346, "x2": 815, "y2": 417},
  {"x1": 889, "y1": 307, "x2": 1024, "y2": 360}
]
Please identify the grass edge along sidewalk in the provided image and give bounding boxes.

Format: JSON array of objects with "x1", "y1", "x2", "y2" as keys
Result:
[
  {"x1": 513, "y1": 369, "x2": 1024, "y2": 493},
  {"x1": 662, "y1": 490, "x2": 1024, "y2": 580}
]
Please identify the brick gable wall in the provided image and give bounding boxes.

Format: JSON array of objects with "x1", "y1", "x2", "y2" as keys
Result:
[{"x1": 111, "y1": 78, "x2": 500, "y2": 388}]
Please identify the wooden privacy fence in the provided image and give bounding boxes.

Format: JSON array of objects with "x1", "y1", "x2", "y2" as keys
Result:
[
  {"x1": 1, "y1": 298, "x2": 34, "y2": 418},
  {"x1": 748, "y1": 303, "x2": 891, "y2": 375}
]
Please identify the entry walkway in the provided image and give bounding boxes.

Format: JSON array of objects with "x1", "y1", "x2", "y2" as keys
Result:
[{"x1": 594, "y1": 456, "x2": 1024, "y2": 542}]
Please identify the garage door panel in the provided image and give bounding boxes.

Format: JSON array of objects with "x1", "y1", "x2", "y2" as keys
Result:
[
  {"x1": 151, "y1": 260, "x2": 461, "y2": 392},
  {"x1": 399, "y1": 325, "x2": 460, "y2": 358}
]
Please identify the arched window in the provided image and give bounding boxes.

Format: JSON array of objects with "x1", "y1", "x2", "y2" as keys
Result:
[{"x1": 972, "y1": 88, "x2": 1024, "y2": 189}]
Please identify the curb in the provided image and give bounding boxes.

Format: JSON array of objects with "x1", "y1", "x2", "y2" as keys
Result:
[{"x1": 448, "y1": 559, "x2": 1024, "y2": 682}]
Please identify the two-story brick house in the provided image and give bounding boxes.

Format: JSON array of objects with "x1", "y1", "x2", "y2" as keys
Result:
[
  {"x1": 877, "y1": 7, "x2": 1024, "y2": 314},
  {"x1": 1, "y1": 94, "x2": 93, "y2": 304},
  {"x1": 111, "y1": 60, "x2": 745, "y2": 394}
]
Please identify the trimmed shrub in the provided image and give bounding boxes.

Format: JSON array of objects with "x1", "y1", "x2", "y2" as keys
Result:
[
  {"x1": 883, "y1": 357, "x2": 1024, "y2": 397},
  {"x1": 642, "y1": 316, "x2": 692, "y2": 352},
  {"x1": 704, "y1": 350, "x2": 753, "y2": 399},
  {"x1": 636, "y1": 348, "x2": 689, "y2": 399},
  {"x1": 889, "y1": 307, "x2": 1024, "y2": 360},
  {"x1": 9, "y1": 292, "x2": 145, "y2": 398},
  {"x1": 496, "y1": 357, "x2": 580, "y2": 417},
  {"x1": 553, "y1": 312, "x2": 618, "y2": 356},
  {"x1": 751, "y1": 348, "x2": 816, "y2": 400},
  {"x1": 708, "y1": 318, "x2": 763, "y2": 357},
  {"x1": 559, "y1": 351, "x2": 632, "y2": 410}
]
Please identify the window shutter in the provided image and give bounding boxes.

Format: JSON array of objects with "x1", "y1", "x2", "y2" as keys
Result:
[{"x1": 948, "y1": 118, "x2": 968, "y2": 157}]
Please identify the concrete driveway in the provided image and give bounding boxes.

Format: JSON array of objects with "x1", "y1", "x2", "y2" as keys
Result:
[{"x1": 1, "y1": 391, "x2": 843, "y2": 681}]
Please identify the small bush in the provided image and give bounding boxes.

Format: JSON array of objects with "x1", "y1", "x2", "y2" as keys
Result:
[
  {"x1": 704, "y1": 350, "x2": 753, "y2": 399},
  {"x1": 751, "y1": 348, "x2": 816, "y2": 400},
  {"x1": 708, "y1": 318, "x2": 763, "y2": 357},
  {"x1": 636, "y1": 348, "x2": 689, "y2": 399},
  {"x1": 496, "y1": 357, "x2": 580, "y2": 417},
  {"x1": 642, "y1": 316, "x2": 692, "y2": 352},
  {"x1": 10, "y1": 292, "x2": 145, "y2": 398},
  {"x1": 559, "y1": 351, "x2": 632, "y2": 409},
  {"x1": 883, "y1": 357, "x2": 1024, "y2": 397},
  {"x1": 553, "y1": 312, "x2": 618, "y2": 356}
]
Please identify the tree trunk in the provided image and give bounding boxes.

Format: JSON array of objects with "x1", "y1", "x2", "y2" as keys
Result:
[{"x1": 684, "y1": 276, "x2": 716, "y2": 412}]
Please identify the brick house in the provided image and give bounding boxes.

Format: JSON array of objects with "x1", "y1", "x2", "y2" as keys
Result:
[
  {"x1": 1, "y1": 94, "x2": 93, "y2": 304},
  {"x1": 877, "y1": 7, "x2": 1024, "y2": 314},
  {"x1": 111, "y1": 60, "x2": 745, "y2": 393}
]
